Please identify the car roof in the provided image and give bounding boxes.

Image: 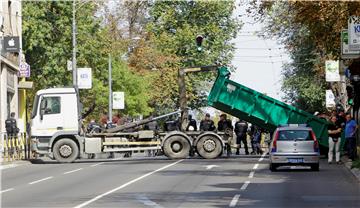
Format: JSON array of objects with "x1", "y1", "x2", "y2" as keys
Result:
[{"x1": 276, "y1": 126, "x2": 312, "y2": 131}]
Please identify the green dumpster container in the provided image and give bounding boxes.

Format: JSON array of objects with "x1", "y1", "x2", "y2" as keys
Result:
[{"x1": 208, "y1": 66, "x2": 331, "y2": 148}]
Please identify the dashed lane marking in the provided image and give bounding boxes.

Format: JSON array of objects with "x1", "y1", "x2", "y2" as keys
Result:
[
  {"x1": 253, "y1": 163, "x2": 259, "y2": 170},
  {"x1": 248, "y1": 171, "x2": 255, "y2": 179},
  {"x1": 240, "y1": 181, "x2": 250, "y2": 191},
  {"x1": 91, "y1": 162, "x2": 104, "y2": 167},
  {"x1": 64, "y1": 168, "x2": 83, "y2": 175},
  {"x1": 28, "y1": 176, "x2": 53, "y2": 185},
  {"x1": 229, "y1": 194, "x2": 241, "y2": 207},
  {"x1": 0, "y1": 188, "x2": 14, "y2": 194}
]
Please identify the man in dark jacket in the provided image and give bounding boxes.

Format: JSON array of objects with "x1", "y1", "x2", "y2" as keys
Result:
[
  {"x1": 186, "y1": 115, "x2": 197, "y2": 131},
  {"x1": 234, "y1": 119, "x2": 249, "y2": 155},
  {"x1": 5, "y1": 112, "x2": 19, "y2": 137},
  {"x1": 200, "y1": 113, "x2": 215, "y2": 131},
  {"x1": 218, "y1": 114, "x2": 233, "y2": 156},
  {"x1": 217, "y1": 114, "x2": 233, "y2": 132}
]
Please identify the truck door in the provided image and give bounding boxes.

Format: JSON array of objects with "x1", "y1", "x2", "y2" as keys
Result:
[{"x1": 32, "y1": 95, "x2": 64, "y2": 137}]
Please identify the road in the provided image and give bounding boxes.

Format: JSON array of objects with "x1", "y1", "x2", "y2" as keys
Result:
[{"x1": 1, "y1": 154, "x2": 359, "y2": 208}]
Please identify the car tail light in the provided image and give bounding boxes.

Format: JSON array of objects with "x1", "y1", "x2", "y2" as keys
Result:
[
  {"x1": 311, "y1": 131, "x2": 319, "y2": 152},
  {"x1": 271, "y1": 131, "x2": 279, "y2": 152}
]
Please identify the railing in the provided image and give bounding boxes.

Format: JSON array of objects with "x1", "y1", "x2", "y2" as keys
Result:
[{"x1": 0, "y1": 133, "x2": 31, "y2": 162}]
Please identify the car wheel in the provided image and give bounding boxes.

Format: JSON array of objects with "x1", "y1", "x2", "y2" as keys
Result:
[
  {"x1": 311, "y1": 163, "x2": 319, "y2": 171},
  {"x1": 269, "y1": 163, "x2": 277, "y2": 172}
]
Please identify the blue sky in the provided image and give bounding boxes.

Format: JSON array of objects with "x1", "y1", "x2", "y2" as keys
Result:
[{"x1": 230, "y1": 1, "x2": 291, "y2": 101}]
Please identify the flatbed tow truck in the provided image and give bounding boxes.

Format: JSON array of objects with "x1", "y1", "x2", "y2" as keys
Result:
[{"x1": 30, "y1": 66, "x2": 330, "y2": 162}]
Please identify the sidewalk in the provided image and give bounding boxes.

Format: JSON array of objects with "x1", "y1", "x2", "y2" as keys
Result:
[
  {"x1": 0, "y1": 159, "x2": 31, "y2": 170},
  {"x1": 342, "y1": 156, "x2": 360, "y2": 182}
]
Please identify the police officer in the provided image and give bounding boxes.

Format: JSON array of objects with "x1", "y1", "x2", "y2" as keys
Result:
[
  {"x1": 200, "y1": 113, "x2": 215, "y2": 131},
  {"x1": 234, "y1": 119, "x2": 249, "y2": 155},
  {"x1": 186, "y1": 115, "x2": 197, "y2": 131},
  {"x1": 5, "y1": 112, "x2": 19, "y2": 137},
  {"x1": 217, "y1": 114, "x2": 233, "y2": 156},
  {"x1": 217, "y1": 114, "x2": 233, "y2": 132}
]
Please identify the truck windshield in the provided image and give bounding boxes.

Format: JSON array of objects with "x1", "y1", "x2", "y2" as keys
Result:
[{"x1": 31, "y1": 95, "x2": 40, "y2": 119}]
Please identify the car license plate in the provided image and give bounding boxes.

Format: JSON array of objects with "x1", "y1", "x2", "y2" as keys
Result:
[{"x1": 288, "y1": 158, "x2": 303, "y2": 163}]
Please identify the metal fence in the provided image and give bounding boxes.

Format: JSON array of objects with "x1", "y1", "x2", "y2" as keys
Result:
[{"x1": 0, "y1": 133, "x2": 31, "y2": 162}]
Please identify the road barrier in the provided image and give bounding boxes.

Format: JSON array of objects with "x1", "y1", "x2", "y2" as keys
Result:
[{"x1": 0, "y1": 133, "x2": 31, "y2": 162}]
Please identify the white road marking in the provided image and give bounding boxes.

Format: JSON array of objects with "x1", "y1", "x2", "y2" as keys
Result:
[
  {"x1": 91, "y1": 162, "x2": 104, "y2": 167},
  {"x1": 137, "y1": 195, "x2": 163, "y2": 208},
  {"x1": 240, "y1": 181, "x2": 250, "y2": 190},
  {"x1": 259, "y1": 153, "x2": 266, "y2": 162},
  {"x1": 64, "y1": 168, "x2": 83, "y2": 175},
  {"x1": 73, "y1": 159, "x2": 184, "y2": 208},
  {"x1": 0, "y1": 188, "x2": 14, "y2": 194},
  {"x1": 229, "y1": 194, "x2": 241, "y2": 207},
  {"x1": 204, "y1": 165, "x2": 220, "y2": 170},
  {"x1": 28, "y1": 176, "x2": 53, "y2": 185},
  {"x1": 253, "y1": 163, "x2": 259, "y2": 170},
  {"x1": 248, "y1": 171, "x2": 255, "y2": 179}
]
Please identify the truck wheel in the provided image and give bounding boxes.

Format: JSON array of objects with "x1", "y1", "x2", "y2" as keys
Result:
[
  {"x1": 53, "y1": 138, "x2": 79, "y2": 163},
  {"x1": 196, "y1": 135, "x2": 222, "y2": 159},
  {"x1": 163, "y1": 135, "x2": 190, "y2": 159}
]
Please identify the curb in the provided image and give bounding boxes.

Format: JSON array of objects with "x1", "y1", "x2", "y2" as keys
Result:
[
  {"x1": 344, "y1": 159, "x2": 360, "y2": 182},
  {"x1": 0, "y1": 160, "x2": 32, "y2": 170}
]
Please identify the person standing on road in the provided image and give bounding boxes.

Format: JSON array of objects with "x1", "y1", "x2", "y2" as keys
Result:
[
  {"x1": 328, "y1": 116, "x2": 342, "y2": 164},
  {"x1": 234, "y1": 119, "x2": 249, "y2": 155},
  {"x1": 5, "y1": 112, "x2": 19, "y2": 137},
  {"x1": 200, "y1": 113, "x2": 216, "y2": 131},
  {"x1": 218, "y1": 114, "x2": 234, "y2": 156},
  {"x1": 345, "y1": 114, "x2": 357, "y2": 161},
  {"x1": 186, "y1": 115, "x2": 198, "y2": 131}
]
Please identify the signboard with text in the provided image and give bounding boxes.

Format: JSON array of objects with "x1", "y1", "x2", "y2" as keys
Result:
[
  {"x1": 113, "y1": 92, "x2": 125, "y2": 109},
  {"x1": 18, "y1": 62, "x2": 30, "y2": 78},
  {"x1": 3, "y1": 36, "x2": 20, "y2": 53},
  {"x1": 348, "y1": 16, "x2": 360, "y2": 50},
  {"x1": 325, "y1": 60, "x2": 340, "y2": 82},
  {"x1": 326, "y1": 90, "x2": 336, "y2": 108},
  {"x1": 77, "y1": 68, "x2": 92, "y2": 89},
  {"x1": 341, "y1": 29, "x2": 360, "y2": 59}
]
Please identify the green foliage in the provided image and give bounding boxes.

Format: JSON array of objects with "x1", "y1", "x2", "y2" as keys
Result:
[
  {"x1": 23, "y1": 1, "x2": 152, "y2": 119},
  {"x1": 250, "y1": 1, "x2": 328, "y2": 112},
  {"x1": 146, "y1": 0, "x2": 241, "y2": 109},
  {"x1": 111, "y1": 60, "x2": 152, "y2": 116}
]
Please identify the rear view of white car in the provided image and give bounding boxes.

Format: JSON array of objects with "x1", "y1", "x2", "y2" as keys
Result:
[{"x1": 269, "y1": 124, "x2": 320, "y2": 171}]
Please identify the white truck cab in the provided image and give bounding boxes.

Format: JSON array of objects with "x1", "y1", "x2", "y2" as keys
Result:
[{"x1": 31, "y1": 88, "x2": 82, "y2": 161}]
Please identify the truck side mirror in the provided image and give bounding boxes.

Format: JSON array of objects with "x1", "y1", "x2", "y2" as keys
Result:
[
  {"x1": 40, "y1": 109, "x2": 44, "y2": 120},
  {"x1": 39, "y1": 97, "x2": 46, "y2": 120}
]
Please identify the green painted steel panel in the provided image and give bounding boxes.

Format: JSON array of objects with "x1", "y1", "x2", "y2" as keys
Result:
[{"x1": 208, "y1": 67, "x2": 331, "y2": 148}]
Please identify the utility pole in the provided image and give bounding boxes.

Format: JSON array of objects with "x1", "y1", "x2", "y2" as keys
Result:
[
  {"x1": 108, "y1": 54, "x2": 112, "y2": 122},
  {"x1": 72, "y1": 0, "x2": 77, "y2": 88}
]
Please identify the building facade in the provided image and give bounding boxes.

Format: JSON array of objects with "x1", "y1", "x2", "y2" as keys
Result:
[{"x1": 0, "y1": 0, "x2": 22, "y2": 133}]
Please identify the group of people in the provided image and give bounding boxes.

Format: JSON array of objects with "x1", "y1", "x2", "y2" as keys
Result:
[
  {"x1": 188, "y1": 113, "x2": 264, "y2": 155},
  {"x1": 327, "y1": 110, "x2": 357, "y2": 164}
]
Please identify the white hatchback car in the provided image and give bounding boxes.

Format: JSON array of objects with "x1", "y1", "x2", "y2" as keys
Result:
[{"x1": 269, "y1": 124, "x2": 320, "y2": 171}]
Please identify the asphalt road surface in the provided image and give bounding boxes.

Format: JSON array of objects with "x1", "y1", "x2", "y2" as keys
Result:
[{"x1": 1, "y1": 154, "x2": 359, "y2": 208}]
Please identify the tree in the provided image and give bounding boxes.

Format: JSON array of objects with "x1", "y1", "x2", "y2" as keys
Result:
[
  {"x1": 22, "y1": 1, "x2": 152, "y2": 119},
  {"x1": 145, "y1": 0, "x2": 241, "y2": 110},
  {"x1": 247, "y1": 1, "x2": 360, "y2": 112}
]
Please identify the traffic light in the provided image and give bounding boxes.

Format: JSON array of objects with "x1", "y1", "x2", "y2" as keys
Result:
[
  {"x1": 195, "y1": 35, "x2": 204, "y2": 52},
  {"x1": 346, "y1": 85, "x2": 354, "y2": 105}
]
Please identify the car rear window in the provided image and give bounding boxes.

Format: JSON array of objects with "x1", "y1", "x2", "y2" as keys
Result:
[{"x1": 277, "y1": 130, "x2": 312, "y2": 141}]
